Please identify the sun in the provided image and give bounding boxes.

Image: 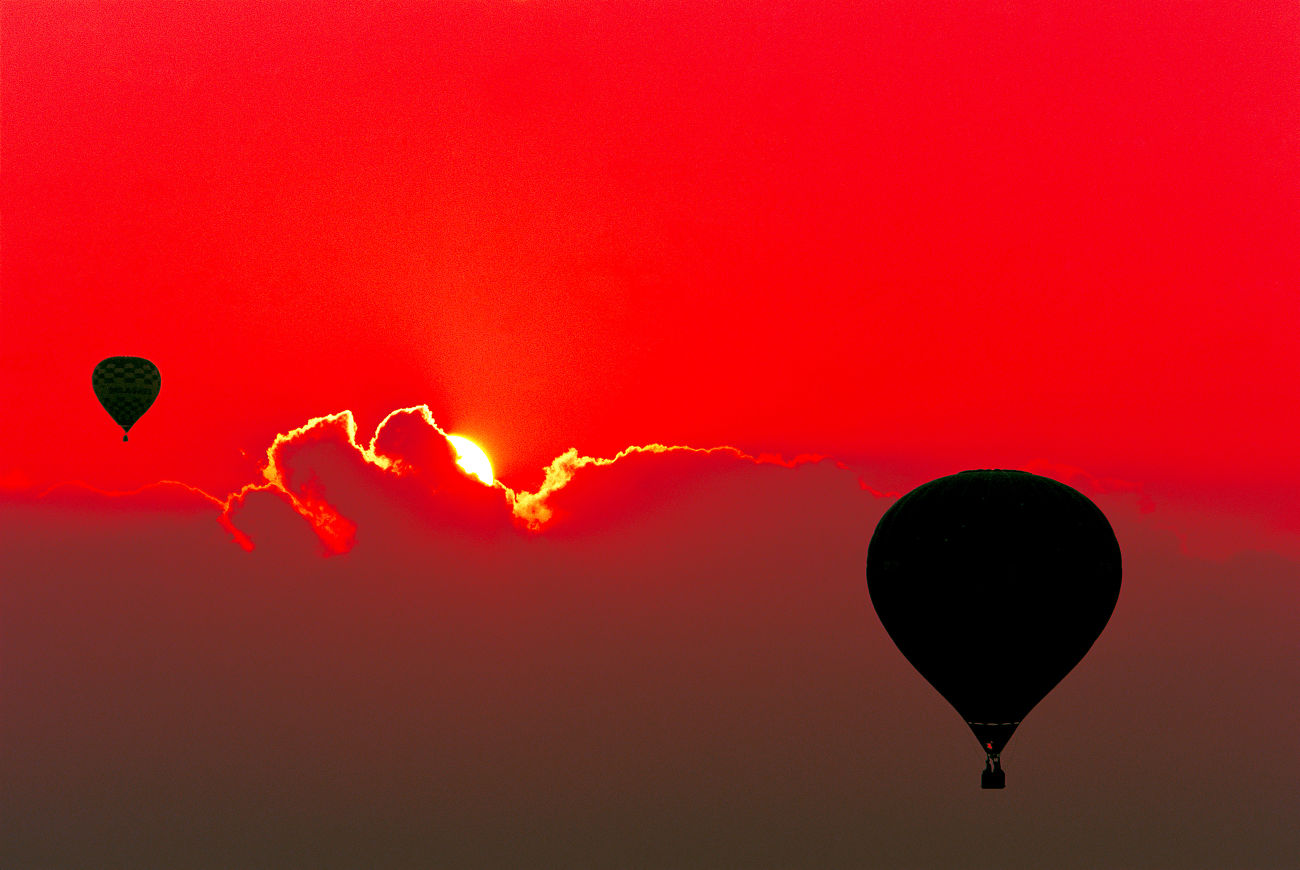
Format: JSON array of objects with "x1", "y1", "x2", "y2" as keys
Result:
[{"x1": 446, "y1": 434, "x2": 494, "y2": 485}]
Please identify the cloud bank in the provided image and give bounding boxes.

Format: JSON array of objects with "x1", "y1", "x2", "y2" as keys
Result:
[
  {"x1": 215, "y1": 405, "x2": 834, "y2": 553},
  {"x1": 2, "y1": 408, "x2": 1297, "y2": 869}
]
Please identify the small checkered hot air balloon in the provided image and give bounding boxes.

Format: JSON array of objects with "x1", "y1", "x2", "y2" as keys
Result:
[{"x1": 92, "y1": 357, "x2": 161, "y2": 441}]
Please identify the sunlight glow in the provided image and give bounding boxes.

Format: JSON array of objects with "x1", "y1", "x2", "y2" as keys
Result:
[{"x1": 447, "y1": 435, "x2": 495, "y2": 485}]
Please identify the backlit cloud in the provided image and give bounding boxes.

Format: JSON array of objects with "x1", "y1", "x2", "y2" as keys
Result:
[
  {"x1": 2, "y1": 414, "x2": 1295, "y2": 869},
  {"x1": 241, "y1": 405, "x2": 514, "y2": 553},
  {"x1": 220, "y1": 406, "x2": 834, "y2": 552}
]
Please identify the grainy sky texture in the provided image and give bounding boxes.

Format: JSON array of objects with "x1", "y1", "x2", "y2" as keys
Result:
[{"x1": 2, "y1": 2, "x2": 1297, "y2": 868}]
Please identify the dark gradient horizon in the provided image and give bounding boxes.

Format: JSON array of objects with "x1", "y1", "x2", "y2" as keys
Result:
[{"x1": 3, "y1": 421, "x2": 1298, "y2": 868}]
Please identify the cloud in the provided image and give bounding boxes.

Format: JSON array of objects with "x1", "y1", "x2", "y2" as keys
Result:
[
  {"x1": 2, "y1": 428, "x2": 904, "y2": 867},
  {"x1": 28, "y1": 405, "x2": 1292, "y2": 564},
  {"x1": 222, "y1": 405, "x2": 833, "y2": 552},
  {"x1": 2, "y1": 408, "x2": 1297, "y2": 868},
  {"x1": 510, "y1": 443, "x2": 826, "y2": 529},
  {"x1": 236, "y1": 406, "x2": 516, "y2": 554}
]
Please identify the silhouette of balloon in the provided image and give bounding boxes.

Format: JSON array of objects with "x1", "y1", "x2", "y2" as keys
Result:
[
  {"x1": 92, "y1": 357, "x2": 161, "y2": 441},
  {"x1": 866, "y1": 469, "x2": 1121, "y2": 789}
]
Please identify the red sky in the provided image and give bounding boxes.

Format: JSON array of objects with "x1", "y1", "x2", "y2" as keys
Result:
[{"x1": 2, "y1": 2, "x2": 1298, "y2": 868}]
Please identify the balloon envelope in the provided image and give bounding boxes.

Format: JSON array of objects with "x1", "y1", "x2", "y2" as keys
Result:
[
  {"x1": 92, "y1": 357, "x2": 161, "y2": 441},
  {"x1": 866, "y1": 469, "x2": 1121, "y2": 781}
]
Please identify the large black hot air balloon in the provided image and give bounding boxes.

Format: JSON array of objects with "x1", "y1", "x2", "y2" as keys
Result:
[
  {"x1": 92, "y1": 357, "x2": 161, "y2": 441},
  {"x1": 866, "y1": 469, "x2": 1121, "y2": 788}
]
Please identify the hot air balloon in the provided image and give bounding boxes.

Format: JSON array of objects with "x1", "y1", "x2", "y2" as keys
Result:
[
  {"x1": 92, "y1": 357, "x2": 161, "y2": 441},
  {"x1": 866, "y1": 469, "x2": 1121, "y2": 789}
]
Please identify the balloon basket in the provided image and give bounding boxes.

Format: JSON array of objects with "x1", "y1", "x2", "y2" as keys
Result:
[{"x1": 981, "y1": 757, "x2": 1005, "y2": 789}]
